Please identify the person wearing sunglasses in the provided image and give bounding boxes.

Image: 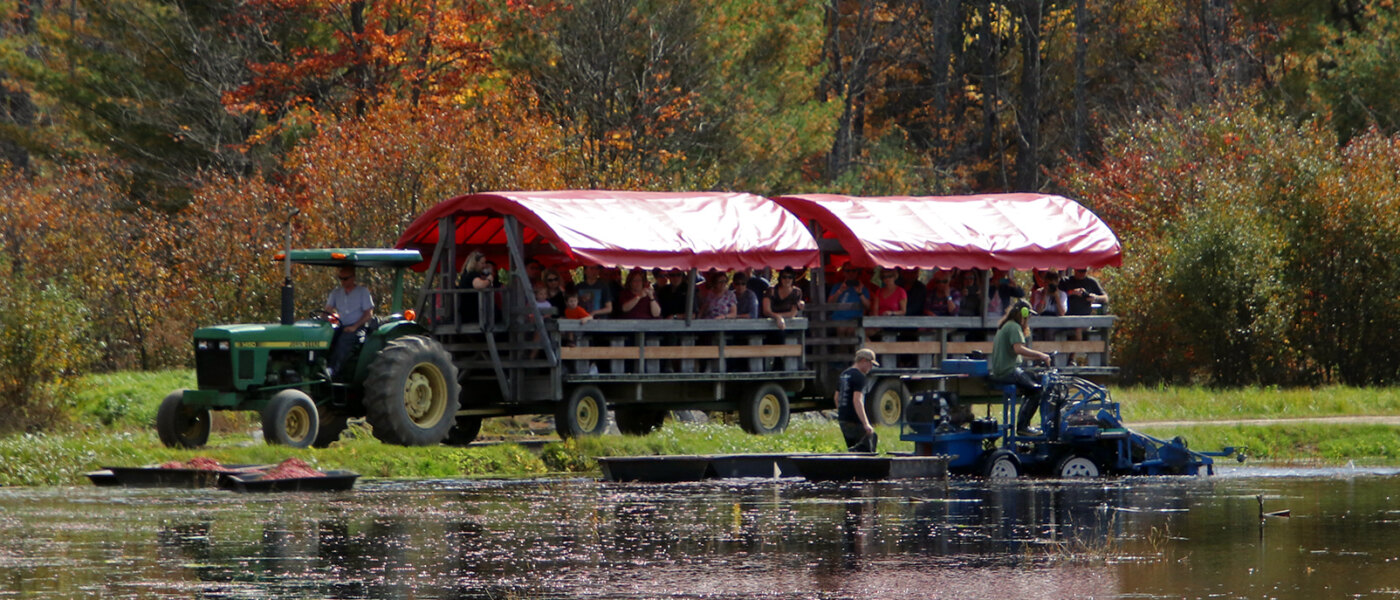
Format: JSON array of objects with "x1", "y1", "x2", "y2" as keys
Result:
[{"x1": 323, "y1": 266, "x2": 373, "y2": 376}]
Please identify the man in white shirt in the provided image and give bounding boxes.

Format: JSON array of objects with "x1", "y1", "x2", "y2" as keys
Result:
[{"x1": 324, "y1": 266, "x2": 373, "y2": 375}]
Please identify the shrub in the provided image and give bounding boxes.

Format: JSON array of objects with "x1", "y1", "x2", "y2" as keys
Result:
[{"x1": 0, "y1": 259, "x2": 94, "y2": 433}]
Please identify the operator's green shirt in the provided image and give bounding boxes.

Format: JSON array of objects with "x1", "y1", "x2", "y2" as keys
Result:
[{"x1": 989, "y1": 320, "x2": 1025, "y2": 379}]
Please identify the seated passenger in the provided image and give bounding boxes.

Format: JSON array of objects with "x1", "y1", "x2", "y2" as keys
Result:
[
  {"x1": 924, "y1": 270, "x2": 959, "y2": 316},
  {"x1": 899, "y1": 268, "x2": 927, "y2": 316},
  {"x1": 732, "y1": 272, "x2": 760, "y2": 318},
  {"x1": 955, "y1": 269, "x2": 983, "y2": 317},
  {"x1": 325, "y1": 265, "x2": 373, "y2": 376},
  {"x1": 698, "y1": 270, "x2": 737, "y2": 319},
  {"x1": 1032, "y1": 270, "x2": 1068, "y2": 317},
  {"x1": 575, "y1": 265, "x2": 614, "y2": 318},
  {"x1": 764, "y1": 267, "x2": 805, "y2": 329},
  {"x1": 656, "y1": 268, "x2": 690, "y2": 318},
  {"x1": 989, "y1": 269, "x2": 1025, "y2": 316},
  {"x1": 457, "y1": 251, "x2": 494, "y2": 323},
  {"x1": 619, "y1": 269, "x2": 661, "y2": 318},
  {"x1": 543, "y1": 268, "x2": 569, "y2": 315},
  {"x1": 563, "y1": 292, "x2": 592, "y2": 322},
  {"x1": 871, "y1": 269, "x2": 908, "y2": 316},
  {"x1": 827, "y1": 264, "x2": 871, "y2": 322}
]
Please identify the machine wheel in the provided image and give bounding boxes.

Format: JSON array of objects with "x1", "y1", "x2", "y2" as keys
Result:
[
  {"x1": 262, "y1": 390, "x2": 319, "y2": 448},
  {"x1": 740, "y1": 383, "x2": 790, "y2": 435},
  {"x1": 615, "y1": 409, "x2": 667, "y2": 435},
  {"x1": 313, "y1": 409, "x2": 350, "y2": 448},
  {"x1": 1055, "y1": 453, "x2": 1102, "y2": 478},
  {"x1": 556, "y1": 385, "x2": 609, "y2": 438},
  {"x1": 363, "y1": 335, "x2": 461, "y2": 446},
  {"x1": 867, "y1": 378, "x2": 909, "y2": 427},
  {"x1": 156, "y1": 390, "x2": 210, "y2": 449},
  {"x1": 444, "y1": 416, "x2": 483, "y2": 446},
  {"x1": 981, "y1": 450, "x2": 1021, "y2": 479}
]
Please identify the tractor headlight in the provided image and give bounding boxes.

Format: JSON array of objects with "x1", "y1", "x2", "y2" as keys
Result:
[
  {"x1": 197, "y1": 340, "x2": 210, "y2": 351},
  {"x1": 218, "y1": 341, "x2": 231, "y2": 351}
]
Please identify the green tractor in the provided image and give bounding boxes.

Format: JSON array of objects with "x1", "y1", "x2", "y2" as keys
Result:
[{"x1": 157, "y1": 248, "x2": 461, "y2": 449}]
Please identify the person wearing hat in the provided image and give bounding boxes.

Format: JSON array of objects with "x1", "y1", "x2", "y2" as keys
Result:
[
  {"x1": 990, "y1": 299, "x2": 1053, "y2": 435},
  {"x1": 835, "y1": 348, "x2": 879, "y2": 452}
]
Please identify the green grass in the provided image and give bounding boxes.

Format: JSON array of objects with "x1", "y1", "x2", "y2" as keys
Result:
[
  {"x1": 4, "y1": 370, "x2": 1399, "y2": 487},
  {"x1": 1117, "y1": 385, "x2": 1400, "y2": 422}
]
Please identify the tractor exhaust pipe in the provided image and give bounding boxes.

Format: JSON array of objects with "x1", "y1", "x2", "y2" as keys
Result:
[{"x1": 280, "y1": 209, "x2": 300, "y2": 326}]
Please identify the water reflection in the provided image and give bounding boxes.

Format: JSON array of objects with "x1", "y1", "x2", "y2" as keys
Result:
[{"x1": 0, "y1": 469, "x2": 1398, "y2": 599}]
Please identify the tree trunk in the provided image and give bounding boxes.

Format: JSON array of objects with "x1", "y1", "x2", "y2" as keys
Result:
[
  {"x1": 1072, "y1": 0, "x2": 1088, "y2": 157},
  {"x1": 1014, "y1": 0, "x2": 1043, "y2": 191}
]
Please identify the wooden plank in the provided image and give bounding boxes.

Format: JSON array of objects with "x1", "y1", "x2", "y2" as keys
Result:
[
  {"x1": 644, "y1": 346, "x2": 721, "y2": 360},
  {"x1": 559, "y1": 346, "x2": 642, "y2": 360},
  {"x1": 864, "y1": 341, "x2": 942, "y2": 355},
  {"x1": 1035, "y1": 340, "x2": 1108, "y2": 354},
  {"x1": 945, "y1": 341, "x2": 994, "y2": 354},
  {"x1": 725, "y1": 345, "x2": 803, "y2": 358}
]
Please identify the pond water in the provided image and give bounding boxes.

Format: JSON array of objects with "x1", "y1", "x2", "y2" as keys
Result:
[{"x1": 1, "y1": 466, "x2": 1398, "y2": 599}]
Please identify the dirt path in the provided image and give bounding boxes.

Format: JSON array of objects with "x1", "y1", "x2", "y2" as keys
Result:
[{"x1": 1135, "y1": 415, "x2": 1400, "y2": 428}]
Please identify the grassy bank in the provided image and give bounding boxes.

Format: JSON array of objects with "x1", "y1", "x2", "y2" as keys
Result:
[{"x1": 4, "y1": 370, "x2": 1400, "y2": 486}]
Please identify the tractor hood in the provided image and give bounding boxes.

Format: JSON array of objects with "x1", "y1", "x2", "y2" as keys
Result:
[{"x1": 194, "y1": 321, "x2": 334, "y2": 349}]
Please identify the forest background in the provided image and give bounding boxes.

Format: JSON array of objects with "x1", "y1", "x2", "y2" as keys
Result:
[{"x1": 3, "y1": 0, "x2": 1400, "y2": 433}]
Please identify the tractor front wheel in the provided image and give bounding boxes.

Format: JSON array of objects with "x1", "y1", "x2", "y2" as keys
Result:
[
  {"x1": 156, "y1": 390, "x2": 210, "y2": 449},
  {"x1": 363, "y1": 335, "x2": 461, "y2": 446},
  {"x1": 262, "y1": 390, "x2": 319, "y2": 448}
]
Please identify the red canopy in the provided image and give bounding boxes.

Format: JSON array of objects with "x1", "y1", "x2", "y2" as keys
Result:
[
  {"x1": 395, "y1": 190, "x2": 820, "y2": 270},
  {"x1": 774, "y1": 193, "x2": 1122, "y2": 270}
]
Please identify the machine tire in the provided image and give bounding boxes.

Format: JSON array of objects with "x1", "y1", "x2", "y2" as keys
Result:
[
  {"x1": 740, "y1": 383, "x2": 790, "y2": 435},
  {"x1": 1055, "y1": 453, "x2": 1102, "y2": 478},
  {"x1": 981, "y1": 450, "x2": 1021, "y2": 479},
  {"x1": 313, "y1": 409, "x2": 349, "y2": 448},
  {"x1": 363, "y1": 335, "x2": 461, "y2": 446},
  {"x1": 445, "y1": 416, "x2": 483, "y2": 446},
  {"x1": 867, "y1": 378, "x2": 909, "y2": 427},
  {"x1": 615, "y1": 409, "x2": 666, "y2": 435},
  {"x1": 556, "y1": 385, "x2": 609, "y2": 438},
  {"x1": 156, "y1": 390, "x2": 210, "y2": 449},
  {"x1": 262, "y1": 390, "x2": 319, "y2": 448}
]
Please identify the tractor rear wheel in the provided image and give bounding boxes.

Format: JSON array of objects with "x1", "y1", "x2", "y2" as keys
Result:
[
  {"x1": 262, "y1": 390, "x2": 319, "y2": 448},
  {"x1": 156, "y1": 390, "x2": 210, "y2": 449},
  {"x1": 363, "y1": 335, "x2": 461, "y2": 446}
]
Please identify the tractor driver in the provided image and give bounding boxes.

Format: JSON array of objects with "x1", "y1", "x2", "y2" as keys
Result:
[
  {"x1": 989, "y1": 299, "x2": 1052, "y2": 436},
  {"x1": 324, "y1": 266, "x2": 373, "y2": 376}
]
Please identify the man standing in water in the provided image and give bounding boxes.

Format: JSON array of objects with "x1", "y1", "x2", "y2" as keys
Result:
[{"x1": 836, "y1": 348, "x2": 879, "y2": 452}]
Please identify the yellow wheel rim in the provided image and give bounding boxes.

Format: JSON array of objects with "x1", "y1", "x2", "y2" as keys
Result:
[
  {"x1": 877, "y1": 388, "x2": 902, "y2": 425},
  {"x1": 284, "y1": 405, "x2": 312, "y2": 442},
  {"x1": 404, "y1": 362, "x2": 448, "y2": 428},
  {"x1": 757, "y1": 392, "x2": 782, "y2": 430},
  {"x1": 575, "y1": 394, "x2": 601, "y2": 432}
]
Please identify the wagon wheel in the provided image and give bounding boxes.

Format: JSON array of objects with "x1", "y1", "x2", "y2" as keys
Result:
[
  {"x1": 867, "y1": 378, "x2": 909, "y2": 427},
  {"x1": 740, "y1": 383, "x2": 789, "y2": 435},
  {"x1": 556, "y1": 385, "x2": 610, "y2": 438}
]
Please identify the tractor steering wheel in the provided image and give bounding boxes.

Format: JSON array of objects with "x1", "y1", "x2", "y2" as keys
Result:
[{"x1": 309, "y1": 309, "x2": 340, "y2": 324}]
